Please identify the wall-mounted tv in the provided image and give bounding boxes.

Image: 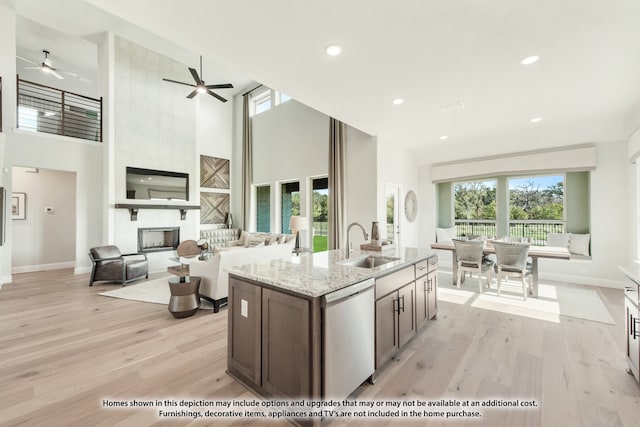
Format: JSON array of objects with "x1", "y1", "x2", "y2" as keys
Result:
[{"x1": 126, "y1": 167, "x2": 189, "y2": 201}]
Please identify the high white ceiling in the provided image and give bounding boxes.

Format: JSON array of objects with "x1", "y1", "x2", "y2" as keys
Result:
[{"x1": 7, "y1": 0, "x2": 640, "y2": 163}]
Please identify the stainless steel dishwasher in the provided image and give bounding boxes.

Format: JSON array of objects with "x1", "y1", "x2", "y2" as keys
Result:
[{"x1": 322, "y1": 278, "x2": 375, "y2": 400}]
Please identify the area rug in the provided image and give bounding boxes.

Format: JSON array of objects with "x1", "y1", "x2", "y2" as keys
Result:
[
  {"x1": 437, "y1": 271, "x2": 615, "y2": 325},
  {"x1": 98, "y1": 276, "x2": 213, "y2": 310}
]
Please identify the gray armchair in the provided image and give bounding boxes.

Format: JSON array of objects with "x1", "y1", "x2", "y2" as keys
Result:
[{"x1": 88, "y1": 245, "x2": 148, "y2": 286}]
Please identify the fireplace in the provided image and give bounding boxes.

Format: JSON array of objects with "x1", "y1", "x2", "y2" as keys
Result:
[{"x1": 138, "y1": 227, "x2": 180, "y2": 253}]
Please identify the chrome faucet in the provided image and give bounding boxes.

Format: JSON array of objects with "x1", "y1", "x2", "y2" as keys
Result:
[{"x1": 346, "y1": 222, "x2": 369, "y2": 258}]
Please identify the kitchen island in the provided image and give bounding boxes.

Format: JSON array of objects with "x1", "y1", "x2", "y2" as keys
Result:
[{"x1": 226, "y1": 246, "x2": 438, "y2": 403}]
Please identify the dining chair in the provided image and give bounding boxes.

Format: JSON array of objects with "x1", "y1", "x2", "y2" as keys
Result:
[
  {"x1": 493, "y1": 241, "x2": 532, "y2": 300},
  {"x1": 452, "y1": 239, "x2": 494, "y2": 292}
]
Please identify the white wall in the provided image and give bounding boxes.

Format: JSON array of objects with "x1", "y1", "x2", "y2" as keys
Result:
[
  {"x1": 0, "y1": 5, "x2": 17, "y2": 283},
  {"x1": 344, "y1": 126, "x2": 377, "y2": 249},
  {"x1": 247, "y1": 98, "x2": 379, "y2": 249},
  {"x1": 110, "y1": 37, "x2": 201, "y2": 273},
  {"x1": 251, "y1": 99, "x2": 329, "y2": 246},
  {"x1": 376, "y1": 137, "x2": 421, "y2": 249},
  {"x1": 6, "y1": 132, "x2": 104, "y2": 278},
  {"x1": 11, "y1": 166, "x2": 76, "y2": 272}
]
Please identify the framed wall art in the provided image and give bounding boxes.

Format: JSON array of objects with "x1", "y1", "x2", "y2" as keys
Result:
[
  {"x1": 200, "y1": 155, "x2": 230, "y2": 189},
  {"x1": 12, "y1": 192, "x2": 26, "y2": 220}
]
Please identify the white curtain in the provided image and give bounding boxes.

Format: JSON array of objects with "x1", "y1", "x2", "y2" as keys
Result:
[
  {"x1": 328, "y1": 118, "x2": 346, "y2": 249},
  {"x1": 242, "y1": 94, "x2": 253, "y2": 230}
]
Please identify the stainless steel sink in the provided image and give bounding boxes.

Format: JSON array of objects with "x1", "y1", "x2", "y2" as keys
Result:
[{"x1": 341, "y1": 255, "x2": 400, "y2": 269}]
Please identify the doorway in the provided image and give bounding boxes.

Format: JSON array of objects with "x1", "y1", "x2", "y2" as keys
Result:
[
  {"x1": 11, "y1": 166, "x2": 77, "y2": 273},
  {"x1": 386, "y1": 183, "x2": 401, "y2": 247}
]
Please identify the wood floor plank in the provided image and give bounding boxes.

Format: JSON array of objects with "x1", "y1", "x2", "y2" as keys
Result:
[{"x1": 1, "y1": 269, "x2": 639, "y2": 426}]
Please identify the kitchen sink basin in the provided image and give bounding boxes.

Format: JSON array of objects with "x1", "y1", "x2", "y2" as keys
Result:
[{"x1": 341, "y1": 255, "x2": 400, "y2": 269}]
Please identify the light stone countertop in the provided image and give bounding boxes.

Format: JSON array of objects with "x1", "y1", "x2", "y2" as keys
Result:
[
  {"x1": 227, "y1": 246, "x2": 437, "y2": 298},
  {"x1": 619, "y1": 265, "x2": 640, "y2": 285}
]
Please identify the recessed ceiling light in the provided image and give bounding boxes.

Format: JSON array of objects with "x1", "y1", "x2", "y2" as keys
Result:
[
  {"x1": 440, "y1": 135, "x2": 448, "y2": 140},
  {"x1": 530, "y1": 117, "x2": 542, "y2": 123},
  {"x1": 325, "y1": 44, "x2": 342, "y2": 56},
  {"x1": 393, "y1": 98, "x2": 404, "y2": 105},
  {"x1": 521, "y1": 55, "x2": 539, "y2": 65}
]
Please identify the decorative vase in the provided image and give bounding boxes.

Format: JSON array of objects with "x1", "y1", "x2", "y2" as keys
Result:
[
  {"x1": 226, "y1": 213, "x2": 233, "y2": 229},
  {"x1": 371, "y1": 221, "x2": 380, "y2": 246}
]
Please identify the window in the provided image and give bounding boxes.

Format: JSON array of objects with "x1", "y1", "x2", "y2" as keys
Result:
[
  {"x1": 311, "y1": 177, "x2": 328, "y2": 252},
  {"x1": 278, "y1": 93, "x2": 291, "y2": 104},
  {"x1": 508, "y1": 175, "x2": 565, "y2": 241},
  {"x1": 18, "y1": 106, "x2": 38, "y2": 132},
  {"x1": 254, "y1": 95, "x2": 271, "y2": 115},
  {"x1": 453, "y1": 180, "x2": 497, "y2": 237},
  {"x1": 281, "y1": 181, "x2": 300, "y2": 233},
  {"x1": 256, "y1": 185, "x2": 271, "y2": 232},
  {"x1": 251, "y1": 87, "x2": 294, "y2": 116}
]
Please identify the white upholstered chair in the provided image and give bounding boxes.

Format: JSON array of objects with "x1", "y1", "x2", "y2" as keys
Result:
[
  {"x1": 493, "y1": 241, "x2": 533, "y2": 300},
  {"x1": 452, "y1": 239, "x2": 494, "y2": 292}
]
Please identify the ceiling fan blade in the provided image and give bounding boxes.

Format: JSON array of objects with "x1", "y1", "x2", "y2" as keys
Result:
[
  {"x1": 186, "y1": 89, "x2": 199, "y2": 99},
  {"x1": 17, "y1": 56, "x2": 38, "y2": 65},
  {"x1": 162, "y1": 78, "x2": 196, "y2": 88},
  {"x1": 24, "y1": 66, "x2": 41, "y2": 70},
  {"x1": 188, "y1": 67, "x2": 202, "y2": 85},
  {"x1": 50, "y1": 69, "x2": 64, "y2": 80},
  {"x1": 60, "y1": 70, "x2": 78, "y2": 77},
  {"x1": 205, "y1": 83, "x2": 233, "y2": 89},
  {"x1": 207, "y1": 89, "x2": 228, "y2": 103}
]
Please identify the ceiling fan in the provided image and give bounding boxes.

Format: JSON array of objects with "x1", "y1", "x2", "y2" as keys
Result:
[
  {"x1": 17, "y1": 50, "x2": 78, "y2": 80},
  {"x1": 162, "y1": 56, "x2": 233, "y2": 102}
]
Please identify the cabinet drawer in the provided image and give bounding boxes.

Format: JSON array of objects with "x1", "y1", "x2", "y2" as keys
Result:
[
  {"x1": 415, "y1": 260, "x2": 430, "y2": 278},
  {"x1": 415, "y1": 257, "x2": 438, "y2": 278},
  {"x1": 376, "y1": 265, "x2": 414, "y2": 298}
]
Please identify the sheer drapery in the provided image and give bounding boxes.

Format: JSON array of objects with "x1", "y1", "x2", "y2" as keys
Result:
[
  {"x1": 242, "y1": 94, "x2": 253, "y2": 230},
  {"x1": 328, "y1": 118, "x2": 346, "y2": 249}
]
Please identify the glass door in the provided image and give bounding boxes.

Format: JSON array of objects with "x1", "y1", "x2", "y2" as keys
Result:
[{"x1": 386, "y1": 183, "x2": 401, "y2": 246}]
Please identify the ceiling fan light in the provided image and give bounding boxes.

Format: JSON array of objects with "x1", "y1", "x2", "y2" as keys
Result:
[
  {"x1": 196, "y1": 85, "x2": 206, "y2": 94},
  {"x1": 42, "y1": 65, "x2": 51, "y2": 73}
]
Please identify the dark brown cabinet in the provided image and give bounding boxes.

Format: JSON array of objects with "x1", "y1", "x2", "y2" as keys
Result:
[
  {"x1": 397, "y1": 282, "x2": 416, "y2": 347},
  {"x1": 375, "y1": 292, "x2": 399, "y2": 366},
  {"x1": 262, "y1": 288, "x2": 312, "y2": 398},
  {"x1": 227, "y1": 276, "x2": 262, "y2": 385},
  {"x1": 375, "y1": 257, "x2": 438, "y2": 370},
  {"x1": 426, "y1": 269, "x2": 438, "y2": 320},
  {"x1": 227, "y1": 275, "x2": 321, "y2": 400}
]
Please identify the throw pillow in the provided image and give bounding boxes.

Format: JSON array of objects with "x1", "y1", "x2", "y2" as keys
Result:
[
  {"x1": 546, "y1": 233, "x2": 570, "y2": 248},
  {"x1": 230, "y1": 231, "x2": 248, "y2": 247},
  {"x1": 267, "y1": 234, "x2": 280, "y2": 245},
  {"x1": 436, "y1": 227, "x2": 457, "y2": 243},
  {"x1": 569, "y1": 233, "x2": 591, "y2": 256},
  {"x1": 245, "y1": 233, "x2": 267, "y2": 247}
]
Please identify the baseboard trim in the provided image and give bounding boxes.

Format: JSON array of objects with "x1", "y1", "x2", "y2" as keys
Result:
[
  {"x1": 75, "y1": 266, "x2": 92, "y2": 275},
  {"x1": 0, "y1": 275, "x2": 11, "y2": 285},
  {"x1": 12, "y1": 261, "x2": 76, "y2": 274},
  {"x1": 537, "y1": 272, "x2": 623, "y2": 289}
]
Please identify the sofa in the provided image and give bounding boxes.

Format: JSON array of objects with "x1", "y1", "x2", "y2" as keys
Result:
[{"x1": 189, "y1": 232, "x2": 296, "y2": 312}]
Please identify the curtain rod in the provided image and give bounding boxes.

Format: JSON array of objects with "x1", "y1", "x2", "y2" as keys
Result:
[{"x1": 242, "y1": 84, "x2": 264, "y2": 97}]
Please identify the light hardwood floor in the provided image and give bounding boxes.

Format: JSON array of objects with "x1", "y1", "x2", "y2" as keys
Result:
[{"x1": 0, "y1": 269, "x2": 638, "y2": 427}]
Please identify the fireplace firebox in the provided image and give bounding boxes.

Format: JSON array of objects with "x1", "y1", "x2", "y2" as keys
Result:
[{"x1": 138, "y1": 227, "x2": 180, "y2": 253}]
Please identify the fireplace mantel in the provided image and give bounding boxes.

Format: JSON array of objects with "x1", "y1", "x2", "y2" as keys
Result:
[{"x1": 115, "y1": 203, "x2": 200, "y2": 221}]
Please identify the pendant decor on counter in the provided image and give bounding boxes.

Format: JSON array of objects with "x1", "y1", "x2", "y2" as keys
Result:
[
  {"x1": 371, "y1": 221, "x2": 380, "y2": 245},
  {"x1": 404, "y1": 190, "x2": 417, "y2": 222},
  {"x1": 226, "y1": 212, "x2": 233, "y2": 229}
]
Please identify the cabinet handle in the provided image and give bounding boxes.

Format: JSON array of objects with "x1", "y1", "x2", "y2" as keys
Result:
[
  {"x1": 635, "y1": 317, "x2": 640, "y2": 339},
  {"x1": 393, "y1": 298, "x2": 399, "y2": 314},
  {"x1": 400, "y1": 295, "x2": 405, "y2": 312},
  {"x1": 425, "y1": 278, "x2": 431, "y2": 293}
]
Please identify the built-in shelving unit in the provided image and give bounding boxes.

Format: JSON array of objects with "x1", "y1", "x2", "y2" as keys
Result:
[{"x1": 115, "y1": 203, "x2": 200, "y2": 221}]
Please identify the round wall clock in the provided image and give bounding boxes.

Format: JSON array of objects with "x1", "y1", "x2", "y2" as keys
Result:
[{"x1": 404, "y1": 190, "x2": 417, "y2": 222}]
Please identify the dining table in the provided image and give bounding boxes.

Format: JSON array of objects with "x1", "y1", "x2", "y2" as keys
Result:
[{"x1": 430, "y1": 240, "x2": 571, "y2": 297}]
